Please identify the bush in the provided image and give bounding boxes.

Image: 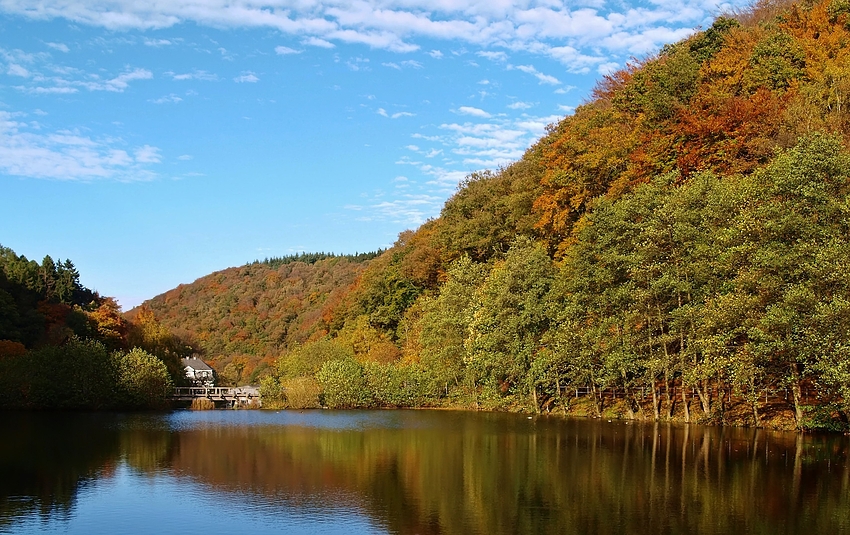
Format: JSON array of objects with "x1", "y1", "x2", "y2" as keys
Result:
[
  {"x1": 281, "y1": 376, "x2": 322, "y2": 409},
  {"x1": 259, "y1": 374, "x2": 285, "y2": 408},
  {"x1": 316, "y1": 359, "x2": 373, "y2": 408},
  {"x1": 23, "y1": 338, "x2": 117, "y2": 409},
  {"x1": 800, "y1": 404, "x2": 850, "y2": 433},
  {"x1": 113, "y1": 348, "x2": 173, "y2": 410},
  {"x1": 365, "y1": 362, "x2": 431, "y2": 407}
]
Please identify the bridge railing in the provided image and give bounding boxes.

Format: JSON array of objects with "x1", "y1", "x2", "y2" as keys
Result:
[{"x1": 172, "y1": 387, "x2": 260, "y2": 399}]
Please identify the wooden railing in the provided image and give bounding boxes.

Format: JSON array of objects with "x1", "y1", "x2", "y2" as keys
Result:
[{"x1": 171, "y1": 386, "x2": 260, "y2": 402}]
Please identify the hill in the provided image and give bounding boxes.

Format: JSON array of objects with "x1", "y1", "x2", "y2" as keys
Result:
[
  {"x1": 131, "y1": 253, "x2": 380, "y2": 384},
  {"x1": 135, "y1": 0, "x2": 850, "y2": 430}
]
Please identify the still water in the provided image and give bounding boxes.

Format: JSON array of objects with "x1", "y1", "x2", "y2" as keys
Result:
[{"x1": 1, "y1": 410, "x2": 848, "y2": 534}]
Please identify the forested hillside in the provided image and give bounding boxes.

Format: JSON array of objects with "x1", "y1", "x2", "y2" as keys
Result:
[
  {"x1": 137, "y1": 0, "x2": 850, "y2": 430},
  {"x1": 132, "y1": 252, "x2": 381, "y2": 384},
  {"x1": 0, "y1": 246, "x2": 190, "y2": 409}
]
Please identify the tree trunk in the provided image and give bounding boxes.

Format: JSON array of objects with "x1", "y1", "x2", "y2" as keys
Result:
[
  {"x1": 651, "y1": 385, "x2": 660, "y2": 421},
  {"x1": 590, "y1": 383, "x2": 602, "y2": 417},
  {"x1": 696, "y1": 381, "x2": 712, "y2": 418},
  {"x1": 681, "y1": 385, "x2": 691, "y2": 423},
  {"x1": 752, "y1": 399, "x2": 761, "y2": 427},
  {"x1": 623, "y1": 385, "x2": 637, "y2": 420},
  {"x1": 665, "y1": 373, "x2": 675, "y2": 420},
  {"x1": 789, "y1": 362, "x2": 805, "y2": 426}
]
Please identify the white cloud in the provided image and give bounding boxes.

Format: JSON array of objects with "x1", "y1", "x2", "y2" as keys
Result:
[
  {"x1": 234, "y1": 71, "x2": 259, "y2": 83},
  {"x1": 7, "y1": 63, "x2": 30, "y2": 77},
  {"x1": 401, "y1": 60, "x2": 422, "y2": 69},
  {"x1": 349, "y1": 193, "x2": 444, "y2": 224},
  {"x1": 134, "y1": 145, "x2": 161, "y2": 163},
  {"x1": 275, "y1": 45, "x2": 301, "y2": 55},
  {"x1": 0, "y1": 0, "x2": 743, "y2": 67},
  {"x1": 597, "y1": 61, "x2": 620, "y2": 75},
  {"x1": 456, "y1": 106, "x2": 491, "y2": 118},
  {"x1": 143, "y1": 37, "x2": 172, "y2": 46},
  {"x1": 512, "y1": 64, "x2": 561, "y2": 85},
  {"x1": 150, "y1": 93, "x2": 182, "y2": 104},
  {"x1": 406, "y1": 145, "x2": 420, "y2": 151},
  {"x1": 303, "y1": 37, "x2": 335, "y2": 49},
  {"x1": 346, "y1": 56, "x2": 370, "y2": 71},
  {"x1": 45, "y1": 42, "x2": 70, "y2": 53},
  {"x1": 478, "y1": 51, "x2": 507, "y2": 62},
  {"x1": 382, "y1": 62, "x2": 401, "y2": 69},
  {"x1": 16, "y1": 85, "x2": 78, "y2": 94},
  {"x1": 170, "y1": 70, "x2": 217, "y2": 81},
  {"x1": 0, "y1": 110, "x2": 159, "y2": 181},
  {"x1": 177, "y1": 154, "x2": 193, "y2": 160},
  {"x1": 72, "y1": 68, "x2": 153, "y2": 92},
  {"x1": 378, "y1": 108, "x2": 414, "y2": 119}
]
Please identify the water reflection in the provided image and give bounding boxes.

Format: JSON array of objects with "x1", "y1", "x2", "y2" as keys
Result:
[{"x1": 1, "y1": 411, "x2": 848, "y2": 535}]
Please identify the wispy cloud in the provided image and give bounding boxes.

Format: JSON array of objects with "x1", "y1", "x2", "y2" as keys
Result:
[
  {"x1": 347, "y1": 193, "x2": 444, "y2": 225},
  {"x1": 234, "y1": 71, "x2": 259, "y2": 83},
  {"x1": 0, "y1": 0, "x2": 746, "y2": 70},
  {"x1": 378, "y1": 108, "x2": 414, "y2": 119},
  {"x1": 303, "y1": 37, "x2": 335, "y2": 49},
  {"x1": 511, "y1": 64, "x2": 560, "y2": 85},
  {"x1": 143, "y1": 37, "x2": 172, "y2": 46},
  {"x1": 45, "y1": 42, "x2": 70, "y2": 53},
  {"x1": 7, "y1": 63, "x2": 30, "y2": 77},
  {"x1": 13, "y1": 64, "x2": 153, "y2": 94},
  {"x1": 456, "y1": 106, "x2": 491, "y2": 118},
  {"x1": 478, "y1": 51, "x2": 507, "y2": 62},
  {"x1": 169, "y1": 69, "x2": 217, "y2": 81},
  {"x1": 275, "y1": 45, "x2": 301, "y2": 55},
  {"x1": 0, "y1": 110, "x2": 160, "y2": 181},
  {"x1": 86, "y1": 68, "x2": 153, "y2": 91},
  {"x1": 150, "y1": 94, "x2": 182, "y2": 104}
]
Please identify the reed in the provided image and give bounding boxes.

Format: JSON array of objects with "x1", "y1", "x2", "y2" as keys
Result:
[{"x1": 190, "y1": 397, "x2": 216, "y2": 410}]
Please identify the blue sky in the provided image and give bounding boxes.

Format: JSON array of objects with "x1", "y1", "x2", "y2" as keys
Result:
[{"x1": 0, "y1": 0, "x2": 745, "y2": 309}]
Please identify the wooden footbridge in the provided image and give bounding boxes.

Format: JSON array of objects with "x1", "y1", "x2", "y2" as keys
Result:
[{"x1": 171, "y1": 386, "x2": 261, "y2": 407}]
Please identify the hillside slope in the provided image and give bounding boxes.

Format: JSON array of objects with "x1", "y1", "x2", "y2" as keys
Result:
[
  {"x1": 137, "y1": 0, "x2": 850, "y2": 429},
  {"x1": 133, "y1": 254, "x2": 377, "y2": 383}
]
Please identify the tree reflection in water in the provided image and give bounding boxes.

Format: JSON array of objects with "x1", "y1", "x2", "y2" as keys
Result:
[{"x1": 1, "y1": 411, "x2": 848, "y2": 534}]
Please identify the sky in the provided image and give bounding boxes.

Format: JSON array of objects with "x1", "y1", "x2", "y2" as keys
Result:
[{"x1": 0, "y1": 0, "x2": 747, "y2": 310}]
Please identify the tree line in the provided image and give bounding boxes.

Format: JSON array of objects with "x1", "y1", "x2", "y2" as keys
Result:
[
  {"x1": 0, "y1": 246, "x2": 194, "y2": 410},
  {"x1": 139, "y1": 0, "x2": 850, "y2": 429}
]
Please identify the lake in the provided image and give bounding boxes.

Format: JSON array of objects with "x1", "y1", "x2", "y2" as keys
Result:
[{"x1": 0, "y1": 410, "x2": 848, "y2": 534}]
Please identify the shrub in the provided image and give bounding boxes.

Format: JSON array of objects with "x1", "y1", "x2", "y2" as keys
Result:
[
  {"x1": 113, "y1": 348, "x2": 173, "y2": 410},
  {"x1": 281, "y1": 376, "x2": 322, "y2": 409},
  {"x1": 316, "y1": 359, "x2": 373, "y2": 408}
]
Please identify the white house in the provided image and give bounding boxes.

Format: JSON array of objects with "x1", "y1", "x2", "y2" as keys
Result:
[{"x1": 182, "y1": 357, "x2": 214, "y2": 386}]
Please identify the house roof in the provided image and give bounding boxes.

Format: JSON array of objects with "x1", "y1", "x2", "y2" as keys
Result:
[{"x1": 181, "y1": 358, "x2": 213, "y2": 372}]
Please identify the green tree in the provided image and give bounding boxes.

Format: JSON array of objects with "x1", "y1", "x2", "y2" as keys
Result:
[
  {"x1": 465, "y1": 238, "x2": 555, "y2": 406},
  {"x1": 113, "y1": 348, "x2": 173, "y2": 409}
]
